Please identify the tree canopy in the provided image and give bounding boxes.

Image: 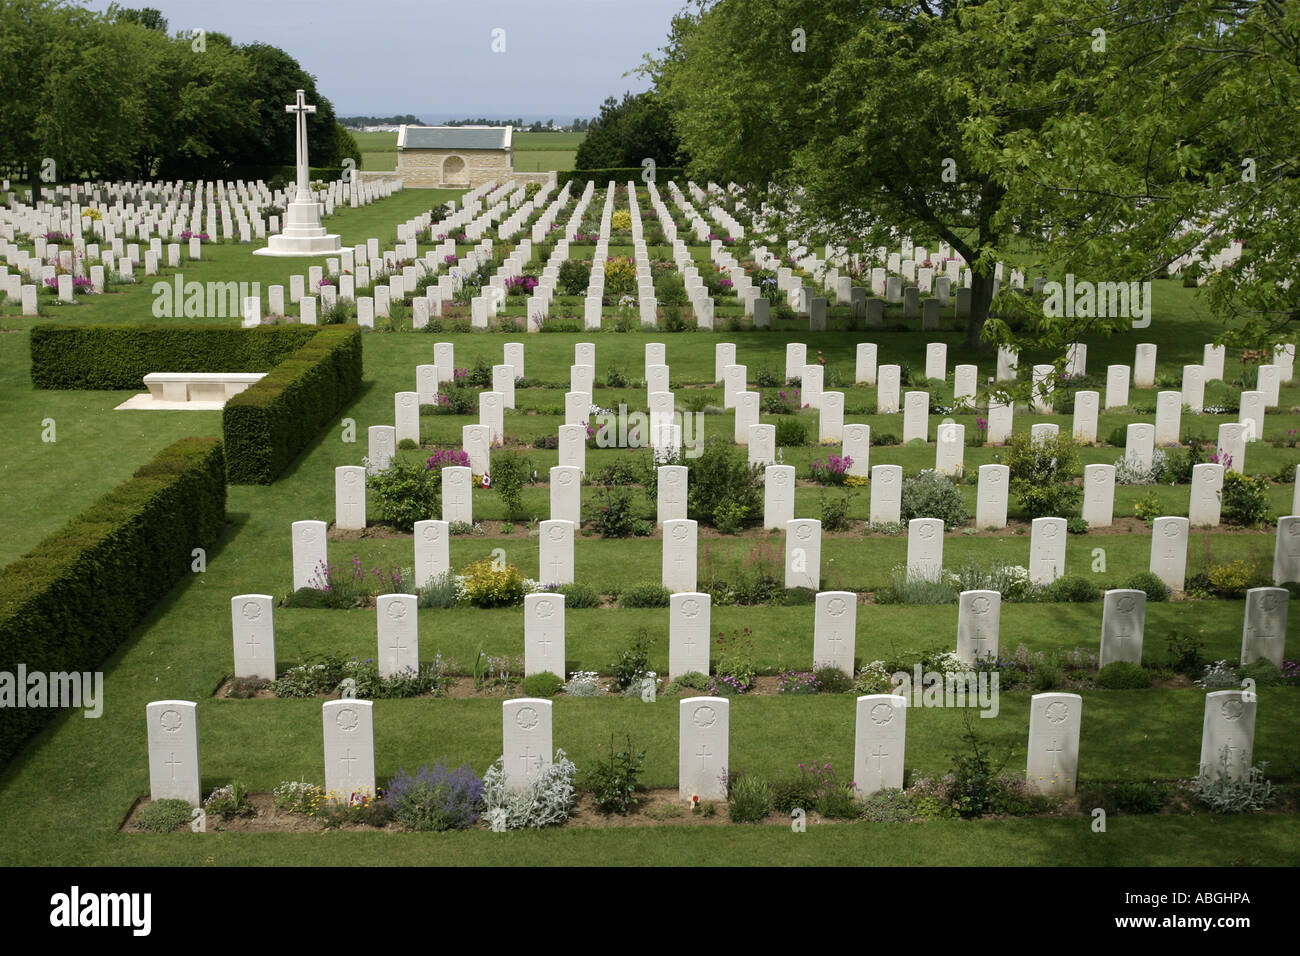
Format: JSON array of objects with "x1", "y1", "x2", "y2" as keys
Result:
[
  {"x1": 649, "y1": 0, "x2": 1300, "y2": 352},
  {"x1": 0, "y1": 0, "x2": 357, "y2": 181},
  {"x1": 573, "y1": 91, "x2": 682, "y2": 169}
]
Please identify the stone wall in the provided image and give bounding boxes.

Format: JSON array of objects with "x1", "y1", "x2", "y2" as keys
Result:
[{"x1": 396, "y1": 149, "x2": 513, "y2": 189}]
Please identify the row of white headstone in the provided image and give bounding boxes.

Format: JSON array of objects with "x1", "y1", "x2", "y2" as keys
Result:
[
  {"x1": 146, "y1": 688, "x2": 1263, "y2": 810},
  {"x1": 233, "y1": 579, "x2": 1290, "y2": 687}
]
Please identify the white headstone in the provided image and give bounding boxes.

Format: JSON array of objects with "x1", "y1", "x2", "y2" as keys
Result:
[
  {"x1": 550, "y1": 466, "x2": 582, "y2": 524},
  {"x1": 1072, "y1": 391, "x2": 1099, "y2": 444},
  {"x1": 749, "y1": 424, "x2": 777, "y2": 469},
  {"x1": 877, "y1": 365, "x2": 901, "y2": 414},
  {"x1": 658, "y1": 465, "x2": 688, "y2": 526},
  {"x1": 986, "y1": 397, "x2": 1014, "y2": 445},
  {"x1": 1026, "y1": 692, "x2": 1081, "y2": 795},
  {"x1": 1150, "y1": 516, "x2": 1190, "y2": 591},
  {"x1": 1105, "y1": 365, "x2": 1130, "y2": 410},
  {"x1": 870, "y1": 465, "x2": 903, "y2": 526},
  {"x1": 1241, "y1": 587, "x2": 1288, "y2": 668},
  {"x1": 442, "y1": 466, "x2": 473, "y2": 525},
  {"x1": 853, "y1": 694, "x2": 906, "y2": 798},
  {"x1": 1198, "y1": 690, "x2": 1255, "y2": 782},
  {"x1": 231, "y1": 594, "x2": 276, "y2": 681},
  {"x1": 147, "y1": 700, "x2": 201, "y2": 805},
  {"x1": 663, "y1": 518, "x2": 698, "y2": 592},
  {"x1": 1155, "y1": 391, "x2": 1182, "y2": 446},
  {"x1": 539, "y1": 519, "x2": 575, "y2": 586},
  {"x1": 292, "y1": 520, "x2": 328, "y2": 591},
  {"x1": 334, "y1": 465, "x2": 366, "y2": 530},
  {"x1": 413, "y1": 519, "x2": 450, "y2": 588},
  {"x1": 935, "y1": 422, "x2": 964, "y2": 477},
  {"x1": 1188, "y1": 463, "x2": 1224, "y2": 526},
  {"x1": 524, "y1": 593, "x2": 566, "y2": 677},
  {"x1": 376, "y1": 593, "x2": 419, "y2": 678},
  {"x1": 813, "y1": 591, "x2": 857, "y2": 675},
  {"x1": 785, "y1": 519, "x2": 822, "y2": 589},
  {"x1": 818, "y1": 392, "x2": 845, "y2": 443},
  {"x1": 784, "y1": 343, "x2": 807, "y2": 383},
  {"x1": 842, "y1": 424, "x2": 870, "y2": 477},
  {"x1": 976, "y1": 464, "x2": 1009, "y2": 529},
  {"x1": 503, "y1": 698, "x2": 553, "y2": 791},
  {"x1": 1082, "y1": 464, "x2": 1115, "y2": 528},
  {"x1": 557, "y1": 423, "x2": 586, "y2": 473},
  {"x1": 1029, "y1": 517, "x2": 1067, "y2": 586},
  {"x1": 764, "y1": 465, "x2": 796, "y2": 530},
  {"x1": 1100, "y1": 589, "x2": 1146, "y2": 667},
  {"x1": 670, "y1": 593, "x2": 712, "y2": 679},
  {"x1": 1134, "y1": 343, "x2": 1157, "y2": 388},
  {"x1": 957, "y1": 590, "x2": 1001, "y2": 663},
  {"x1": 924, "y1": 343, "x2": 946, "y2": 382},
  {"x1": 1126, "y1": 423, "x2": 1155, "y2": 472},
  {"x1": 1274, "y1": 515, "x2": 1300, "y2": 585},
  {"x1": 906, "y1": 518, "x2": 944, "y2": 582},
  {"x1": 903, "y1": 391, "x2": 929, "y2": 443},
  {"x1": 855, "y1": 343, "x2": 878, "y2": 385},
  {"x1": 1216, "y1": 423, "x2": 1246, "y2": 475},
  {"x1": 679, "y1": 697, "x2": 729, "y2": 802},
  {"x1": 323, "y1": 699, "x2": 375, "y2": 801}
]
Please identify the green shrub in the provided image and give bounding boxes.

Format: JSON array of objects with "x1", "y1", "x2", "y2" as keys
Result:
[
  {"x1": 860, "y1": 788, "x2": 915, "y2": 822},
  {"x1": 619, "y1": 582, "x2": 671, "y2": 608},
  {"x1": 1221, "y1": 471, "x2": 1271, "y2": 527},
  {"x1": 460, "y1": 557, "x2": 529, "y2": 608},
  {"x1": 816, "y1": 783, "x2": 860, "y2": 819},
  {"x1": 611, "y1": 628, "x2": 655, "y2": 690},
  {"x1": 1126, "y1": 570, "x2": 1170, "y2": 602},
  {"x1": 685, "y1": 438, "x2": 763, "y2": 529},
  {"x1": 584, "y1": 735, "x2": 646, "y2": 815},
  {"x1": 727, "y1": 774, "x2": 772, "y2": 823},
  {"x1": 134, "y1": 799, "x2": 195, "y2": 833},
  {"x1": 1164, "y1": 629, "x2": 1206, "y2": 677},
  {"x1": 557, "y1": 582, "x2": 601, "y2": 608},
  {"x1": 1004, "y1": 432, "x2": 1082, "y2": 518},
  {"x1": 1098, "y1": 661, "x2": 1151, "y2": 689},
  {"x1": 1066, "y1": 516, "x2": 1089, "y2": 535},
  {"x1": 589, "y1": 486, "x2": 649, "y2": 538},
  {"x1": 367, "y1": 458, "x2": 440, "y2": 531},
  {"x1": 558, "y1": 259, "x2": 590, "y2": 295},
  {"x1": 0, "y1": 438, "x2": 225, "y2": 765},
  {"x1": 203, "y1": 782, "x2": 255, "y2": 820},
  {"x1": 1191, "y1": 750, "x2": 1275, "y2": 813},
  {"x1": 1110, "y1": 781, "x2": 1170, "y2": 814},
  {"x1": 814, "y1": 665, "x2": 855, "y2": 693},
  {"x1": 774, "y1": 418, "x2": 808, "y2": 447},
  {"x1": 522, "y1": 671, "x2": 564, "y2": 698},
  {"x1": 1045, "y1": 575, "x2": 1099, "y2": 603},
  {"x1": 1236, "y1": 658, "x2": 1285, "y2": 687},
  {"x1": 491, "y1": 452, "x2": 532, "y2": 520},
  {"x1": 417, "y1": 570, "x2": 460, "y2": 608},
  {"x1": 820, "y1": 492, "x2": 853, "y2": 532},
  {"x1": 899, "y1": 470, "x2": 968, "y2": 529}
]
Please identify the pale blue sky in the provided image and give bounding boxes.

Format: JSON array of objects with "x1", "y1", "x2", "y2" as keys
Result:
[{"x1": 84, "y1": 0, "x2": 686, "y2": 120}]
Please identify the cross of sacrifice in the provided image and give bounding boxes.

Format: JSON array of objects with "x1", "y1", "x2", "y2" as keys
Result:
[{"x1": 285, "y1": 89, "x2": 317, "y2": 203}]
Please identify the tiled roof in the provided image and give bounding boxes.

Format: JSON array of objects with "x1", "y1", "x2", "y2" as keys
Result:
[{"x1": 397, "y1": 126, "x2": 512, "y2": 150}]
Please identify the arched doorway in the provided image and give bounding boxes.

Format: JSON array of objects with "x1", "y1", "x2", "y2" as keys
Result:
[{"x1": 442, "y1": 155, "x2": 467, "y2": 186}]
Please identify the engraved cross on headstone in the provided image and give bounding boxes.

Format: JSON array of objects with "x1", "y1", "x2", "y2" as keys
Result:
[
  {"x1": 871, "y1": 743, "x2": 889, "y2": 788},
  {"x1": 696, "y1": 743, "x2": 712, "y2": 768},
  {"x1": 340, "y1": 748, "x2": 357, "y2": 777},
  {"x1": 165, "y1": 752, "x2": 182, "y2": 781}
]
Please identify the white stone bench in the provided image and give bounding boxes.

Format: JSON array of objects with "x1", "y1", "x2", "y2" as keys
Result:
[{"x1": 143, "y1": 372, "x2": 266, "y2": 403}]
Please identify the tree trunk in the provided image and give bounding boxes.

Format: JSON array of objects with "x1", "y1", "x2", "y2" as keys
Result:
[{"x1": 965, "y1": 269, "x2": 996, "y2": 350}]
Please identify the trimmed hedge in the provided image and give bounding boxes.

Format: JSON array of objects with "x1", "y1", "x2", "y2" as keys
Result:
[
  {"x1": 557, "y1": 168, "x2": 686, "y2": 188},
  {"x1": 223, "y1": 326, "x2": 363, "y2": 483},
  {"x1": 31, "y1": 325, "x2": 318, "y2": 390},
  {"x1": 0, "y1": 437, "x2": 226, "y2": 765},
  {"x1": 31, "y1": 325, "x2": 364, "y2": 484}
]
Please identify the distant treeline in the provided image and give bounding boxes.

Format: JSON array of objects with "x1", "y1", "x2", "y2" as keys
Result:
[
  {"x1": 339, "y1": 115, "x2": 421, "y2": 127},
  {"x1": 0, "y1": 3, "x2": 361, "y2": 181}
]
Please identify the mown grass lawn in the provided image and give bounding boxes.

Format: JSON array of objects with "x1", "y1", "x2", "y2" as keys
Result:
[{"x1": 1, "y1": 186, "x2": 1297, "y2": 867}]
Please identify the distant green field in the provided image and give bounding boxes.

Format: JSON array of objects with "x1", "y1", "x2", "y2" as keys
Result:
[{"x1": 350, "y1": 129, "x2": 584, "y2": 174}]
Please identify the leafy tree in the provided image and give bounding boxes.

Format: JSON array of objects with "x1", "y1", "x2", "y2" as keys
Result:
[{"x1": 574, "y1": 91, "x2": 681, "y2": 169}]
